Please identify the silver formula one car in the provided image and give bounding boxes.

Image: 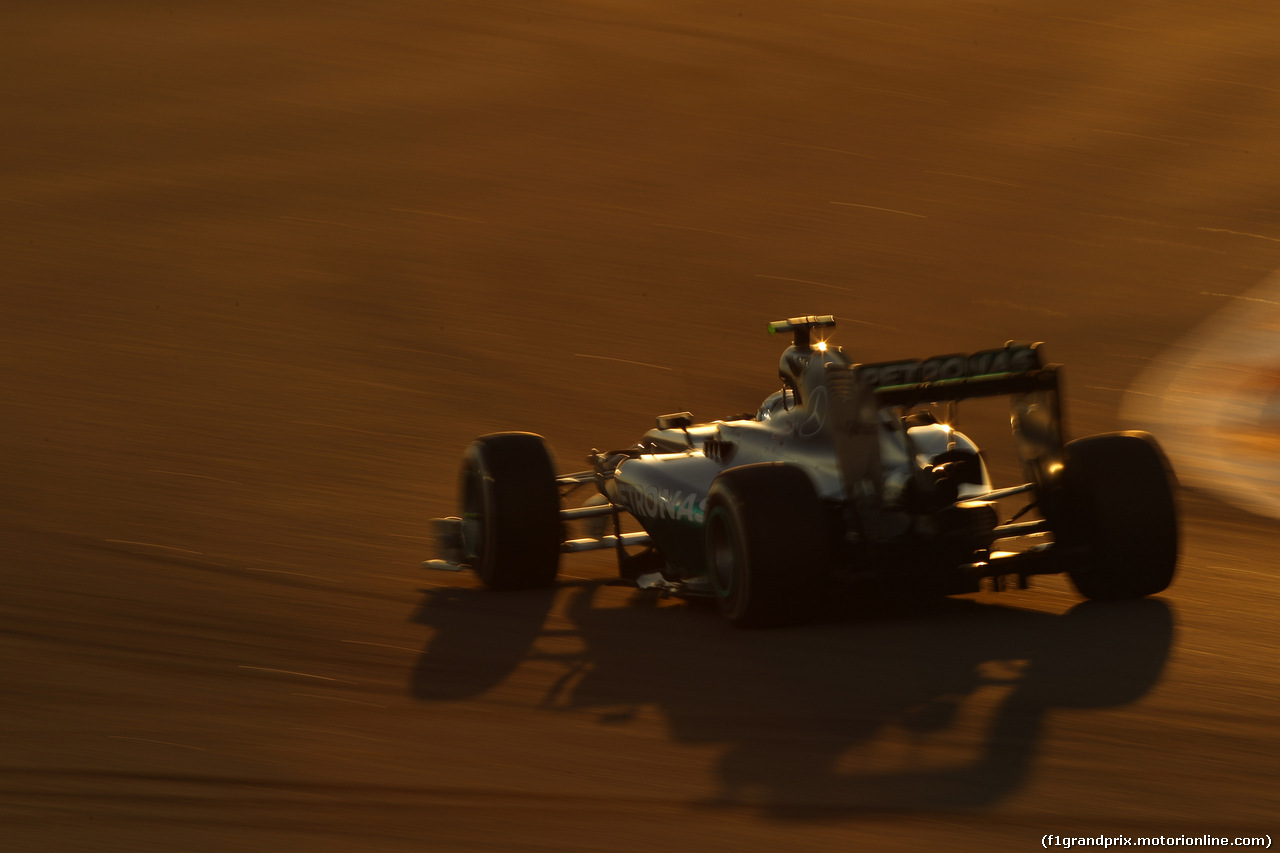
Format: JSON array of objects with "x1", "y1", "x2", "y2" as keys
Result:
[{"x1": 426, "y1": 315, "x2": 1179, "y2": 627}]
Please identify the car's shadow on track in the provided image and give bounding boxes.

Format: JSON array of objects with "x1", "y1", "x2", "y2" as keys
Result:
[
  {"x1": 407, "y1": 582, "x2": 560, "y2": 701},
  {"x1": 408, "y1": 580, "x2": 1174, "y2": 816}
]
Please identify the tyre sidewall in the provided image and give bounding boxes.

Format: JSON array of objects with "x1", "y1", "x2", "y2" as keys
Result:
[
  {"x1": 1060, "y1": 431, "x2": 1178, "y2": 600},
  {"x1": 704, "y1": 463, "x2": 829, "y2": 627},
  {"x1": 458, "y1": 433, "x2": 561, "y2": 590},
  {"x1": 706, "y1": 500, "x2": 753, "y2": 624}
]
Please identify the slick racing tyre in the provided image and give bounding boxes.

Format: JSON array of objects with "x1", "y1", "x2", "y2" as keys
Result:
[
  {"x1": 704, "y1": 463, "x2": 830, "y2": 628},
  {"x1": 459, "y1": 432, "x2": 561, "y2": 590},
  {"x1": 1057, "y1": 431, "x2": 1178, "y2": 600}
]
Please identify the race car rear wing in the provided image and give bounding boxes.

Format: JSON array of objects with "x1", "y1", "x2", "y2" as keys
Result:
[
  {"x1": 854, "y1": 341, "x2": 1050, "y2": 406},
  {"x1": 855, "y1": 341, "x2": 1064, "y2": 468},
  {"x1": 827, "y1": 341, "x2": 1067, "y2": 525},
  {"x1": 873, "y1": 363, "x2": 1060, "y2": 408}
]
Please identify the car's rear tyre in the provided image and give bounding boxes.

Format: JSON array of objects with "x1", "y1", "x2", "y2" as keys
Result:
[
  {"x1": 704, "y1": 463, "x2": 830, "y2": 628},
  {"x1": 1057, "y1": 431, "x2": 1178, "y2": 600},
  {"x1": 459, "y1": 432, "x2": 561, "y2": 590}
]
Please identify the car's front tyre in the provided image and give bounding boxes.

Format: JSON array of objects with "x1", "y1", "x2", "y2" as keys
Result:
[{"x1": 459, "y1": 432, "x2": 561, "y2": 590}]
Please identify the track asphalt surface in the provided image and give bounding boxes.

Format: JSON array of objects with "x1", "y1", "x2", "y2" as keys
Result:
[{"x1": 5, "y1": 3, "x2": 1280, "y2": 851}]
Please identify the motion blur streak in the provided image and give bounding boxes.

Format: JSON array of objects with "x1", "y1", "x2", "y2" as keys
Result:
[{"x1": 3, "y1": 2, "x2": 1279, "y2": 851}]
